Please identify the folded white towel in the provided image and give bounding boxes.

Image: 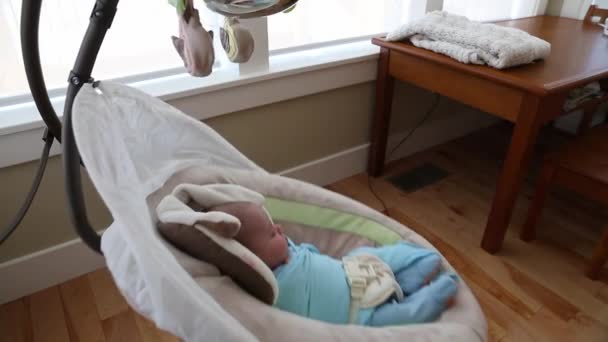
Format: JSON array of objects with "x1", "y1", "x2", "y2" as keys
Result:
[{"x1": 387, "y1": 11, "x2": 551, "y2": 69}]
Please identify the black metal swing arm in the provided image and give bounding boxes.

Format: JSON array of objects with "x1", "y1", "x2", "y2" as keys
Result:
[{"x1": 21, "y1": 0, "x2": 120, "y2": 254}]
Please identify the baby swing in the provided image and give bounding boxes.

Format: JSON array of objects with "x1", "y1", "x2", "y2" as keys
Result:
[{"x1": 13, "y1": 0, "x2": 487, "y2": 341}]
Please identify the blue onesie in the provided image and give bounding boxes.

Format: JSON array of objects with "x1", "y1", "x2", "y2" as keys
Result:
[{"x1": 272, "y1": 240, "x2": 458, "y2": 326}]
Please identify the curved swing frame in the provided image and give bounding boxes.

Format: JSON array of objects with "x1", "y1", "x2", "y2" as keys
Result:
[
  {"x1": 22, "y1": 0, "x2": 120, "y2": 254},
  {"x1": 19, "y1": 0, "x2": 299, "y2": 255},
  {"x1": 17, "y1": 4, "x2": 488, "y2": 340}
]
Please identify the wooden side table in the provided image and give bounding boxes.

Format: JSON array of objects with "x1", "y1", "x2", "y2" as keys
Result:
[{"x1": 370, "y1": 16, "x2": 608, "y2": 254}]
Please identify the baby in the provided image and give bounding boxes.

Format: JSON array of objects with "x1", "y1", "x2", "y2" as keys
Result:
[{"x1": 212, "y1": 201, "x2": 458, "y2": 326}]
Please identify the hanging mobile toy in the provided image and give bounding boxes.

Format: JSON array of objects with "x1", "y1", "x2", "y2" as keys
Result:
[
  {"x1": 171, "y1": 0, "x2": 215, "y2": 76},
  {"x1": 220, "y1": 17, "x2": 254, "y2": 63},
  {"x1": 169, "y1": 0, "x2": 298, "y2": 73}
]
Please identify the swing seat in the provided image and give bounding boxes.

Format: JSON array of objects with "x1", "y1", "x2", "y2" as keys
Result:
[{"x1": 72, "y1": 81, "x2": 487, "y2": 342}]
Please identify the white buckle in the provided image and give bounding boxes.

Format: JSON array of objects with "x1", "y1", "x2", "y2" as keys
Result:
[{"x1": 343, "y1": 254, "x2": 402, "y2": 324}]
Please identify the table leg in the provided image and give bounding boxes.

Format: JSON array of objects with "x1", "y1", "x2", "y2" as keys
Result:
[
  {"x1": 368, "y1": 47, "x2": 394, "y2": 177},
  {"x1": 520, "y1": 159, "x2": 556, "y2": 242},
  {"x1": 482, "y1": 94, "x2": 544, "y2": 253},
  {"x1": 576, "y1": 105, "x2": 596, "y2": 136},
  {"x1": 587, "y1": 227, "x2": 608, "y2": 280}
]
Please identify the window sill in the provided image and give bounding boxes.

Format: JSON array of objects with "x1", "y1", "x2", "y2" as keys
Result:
[{"x1": 0, "y1": 40, "x2": 380, "y2": 168}]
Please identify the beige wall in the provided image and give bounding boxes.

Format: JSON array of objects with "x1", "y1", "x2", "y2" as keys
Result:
[
  {"x1": 547, "y1": 0, "x2": 597, "y2": 18},
  {"x1": 180, "y1": 83, "x2": 375, "y2": 172},
  {"x1": 0, "y1": 157, "x2": 112, "y2": 263},
  {"x1": 547, "y1": 0, "x2": 565, "y2": 15},
  {"x1": 0, "y1": 81, "x2": 487, "y2": 262}
]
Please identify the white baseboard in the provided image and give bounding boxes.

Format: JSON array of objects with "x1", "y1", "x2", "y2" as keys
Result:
[
  {"x1": 278, "y1": 144, "x2": 370, "y2": 186},
  {"x1": 0, "y1": 112, "x2": 498, "y2": 304},
  {"x1": 279, "y1": 110, "x2": 499, "y2": 185},
  {"x1": 0, "y1": 238, "x2": 105, "y2": 304}
]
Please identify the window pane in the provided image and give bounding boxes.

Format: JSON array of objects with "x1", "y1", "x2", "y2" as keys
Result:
[
  {"x1": 268, "y1": 0, "x2": 412, "y2": 51},
  {"x1": 443, "y1": 0, "x2": 546, "y2": 21},
  {"x1": 443, "y1": 0, "x2": 515, "y2": 21},
  {"x1": 596, "y1": 0, "x2": 608, "y2": 8},
  {"x1": 1, "y1": 0, "x2": 221, "y2": 99}
]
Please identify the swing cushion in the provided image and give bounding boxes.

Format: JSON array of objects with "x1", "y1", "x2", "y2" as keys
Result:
[{"x1": 71, "y1": 81, "x2": 487, "y2": 342}]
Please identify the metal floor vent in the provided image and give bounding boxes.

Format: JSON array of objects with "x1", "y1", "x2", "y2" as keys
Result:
[{"x1": 388, "y1": 162, "x2": 449, "y2": 193}]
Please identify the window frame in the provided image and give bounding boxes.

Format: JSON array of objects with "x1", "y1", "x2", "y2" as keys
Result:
[
  {"x1": 0, "y1": 0, "x2": 432, "y2": 168},
  {"x1": 1, "y1": 1, "x2": 415, "y2": 105}
]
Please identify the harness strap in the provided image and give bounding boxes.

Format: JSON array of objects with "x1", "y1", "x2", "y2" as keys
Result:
[{"x1": 343, "y1": 254, "x2": 404, "y2": 324}]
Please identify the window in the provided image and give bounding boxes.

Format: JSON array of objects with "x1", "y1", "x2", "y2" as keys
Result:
[
  {"x1": 443, "y1": 0, "x2": 548, "y2": 21},
  {"x1": 0, "y1": 0, "x2": 222, "y2": 102},
  {"x1": 1, "y1": 0, "x2": 419, "y2": 102},
  {"x1": 267, "y1": 0, "x2": 420, "y2": 52}
]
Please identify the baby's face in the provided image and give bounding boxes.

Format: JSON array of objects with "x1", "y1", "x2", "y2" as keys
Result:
[{"x1": 213, "y1": 202, "x2": 289, "y2": 269}]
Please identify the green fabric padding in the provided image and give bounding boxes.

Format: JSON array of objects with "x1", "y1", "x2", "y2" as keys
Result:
[
  {"x1": 264, "y1": 197, "x2": 401, "y2": 245},
  {"x1": 168, "y1": 0, "x2": 186, "y2": 14}
]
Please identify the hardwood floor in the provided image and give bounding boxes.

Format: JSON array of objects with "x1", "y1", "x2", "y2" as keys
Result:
[
  {"x1": 328, "y1": 124, "x2": 608, "y2": 342},
  {"x1": 0, "y1": 269, "x2": 179, "y2": 342},
  {"x1": 1, "y1": 124, "x2": 607, "y2": 341}
]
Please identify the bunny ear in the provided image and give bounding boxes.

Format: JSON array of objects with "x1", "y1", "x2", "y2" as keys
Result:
[
  {"x1": 157, "y1": 183, "x2": 265, "y2": 239},
  {"x1": 156, "y1": 183, "x2": 278, "y2": 305},
  {"x1": 174, "y1": 184, "x2": 264, "y2": 209},
  {"x1": 157, "y1": 196, "x2": 241, "y2": 238},
  {"x1": 157, "y1": 184, "x2": 264, "y2": 239},
  {"x1": 193, "y1": 211, "x2": 241, "y2": 238}
]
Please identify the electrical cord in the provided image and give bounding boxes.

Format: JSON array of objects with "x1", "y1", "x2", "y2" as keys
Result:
[
  {"x1": 0, "y1": 129, "x2": 54, "y2": 245},
  {"x1": 368, "y1": 93, "x2": 442, "y2": 216},
  {"x1": 388, "y1": 94, "x2": 441, "y2": 159}
]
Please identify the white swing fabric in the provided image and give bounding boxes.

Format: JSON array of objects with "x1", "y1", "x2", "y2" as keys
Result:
[{"x1": 71, "y1": 82, "x2": 487, "y2": 342}]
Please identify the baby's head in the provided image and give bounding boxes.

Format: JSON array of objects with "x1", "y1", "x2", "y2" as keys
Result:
[{"x1": 211, "y1": 202, "x2": 289, "y2": 269}]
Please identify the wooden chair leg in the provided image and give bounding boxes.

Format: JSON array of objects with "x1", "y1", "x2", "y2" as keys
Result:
[
  {"x1": 577, "y1": 106, "x2": 597, "y2": 136},
  {"x1": 586, "y1": 227, "x2": 608, "y2": 280},
  {"x1": 521, "y1": 160, "x2": 556, "y2": 242}
]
